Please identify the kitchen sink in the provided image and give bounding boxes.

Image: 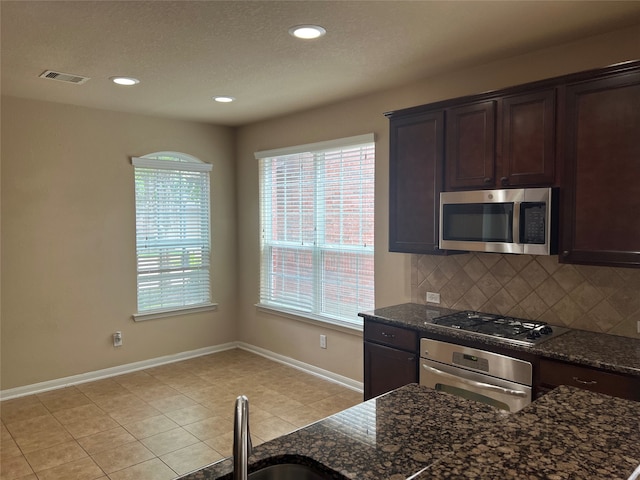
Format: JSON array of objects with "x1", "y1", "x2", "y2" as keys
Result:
[{"x1": 248, "y1": 463, "x2": 336, "y2": 480}]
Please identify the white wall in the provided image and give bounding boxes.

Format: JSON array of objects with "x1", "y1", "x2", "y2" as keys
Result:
[{"x1": 1, "y1": 98, "x2": 238, "y2": 390}]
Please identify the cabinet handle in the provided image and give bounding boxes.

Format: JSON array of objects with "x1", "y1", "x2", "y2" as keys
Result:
[
  {"x1": 572, "y1": 376, "x2": 597, "y2": 386},
  {"x1": 381, "y1": 332, "x2": 396, "y2": 339},
  {"x1": 483, "y1": 177, "x2": 492, "y2": 184},
  {"x1": 408, "y1": 356, "x2": 415, "y2": 362},
  {"x1": 500, "y1": 176, "x2": 508, "y2": 186},
  {"x1": 562, "y1": 250, "x2": 570, "y2": 257}
]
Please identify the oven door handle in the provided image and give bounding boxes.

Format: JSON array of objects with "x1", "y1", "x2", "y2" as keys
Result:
[{"x1": 422, "y1": 363, "x2": 528, "y2": 398}]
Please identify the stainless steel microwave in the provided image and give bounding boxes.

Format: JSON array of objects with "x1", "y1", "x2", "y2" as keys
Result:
[{"x1": 439, "y1": 187, "x2": 558, "y2": 255}]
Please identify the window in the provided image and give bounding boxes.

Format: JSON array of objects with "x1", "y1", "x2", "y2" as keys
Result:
[
  {"x1": 256, "y1": 134, "x2": 375, "y2": 327},
  {"x1": 132, "y1": 152, "x2": 213, "y2": 319}
]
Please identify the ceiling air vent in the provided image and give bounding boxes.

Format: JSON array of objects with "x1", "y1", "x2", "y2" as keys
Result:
[{"x1": 39, "y1": 70, "x2": 90, "y2": 85}]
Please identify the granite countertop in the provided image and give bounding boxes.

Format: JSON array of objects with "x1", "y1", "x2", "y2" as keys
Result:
[
  {"x1": 418, "y1": 385, "x2": 640, "y2": 479},
  {"x1": 180, "y1": 384, "x2": 505, "y2": 480},
  {"x1": 358, "y1": 303, "x2": 640, "y2": 377},
  {"x1": 180, "y1": 384, "x2": 640, "y2": 480}
]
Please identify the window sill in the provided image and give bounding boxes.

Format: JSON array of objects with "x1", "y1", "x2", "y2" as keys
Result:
[
  {"x1": 255, "y1": 304, "x2": 363, "y2": 334},
  {"x1": 133, "y1": 303, "x2": 218, "y2": 322}
]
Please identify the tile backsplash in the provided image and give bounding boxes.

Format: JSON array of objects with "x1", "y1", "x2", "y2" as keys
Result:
[{"x1": 411, "y1": 253, "x2": 640, "y2": 339}]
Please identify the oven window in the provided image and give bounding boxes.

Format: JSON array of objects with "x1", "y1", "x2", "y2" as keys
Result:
[
  {"x1": 435, "y1": 384, "x2": 510, "y2": 411},
  {"x1": 442, "y1": 203, "x2": 513, "y2": 243}
]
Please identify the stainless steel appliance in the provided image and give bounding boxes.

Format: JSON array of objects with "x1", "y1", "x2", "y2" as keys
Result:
[
  {"x1": 420, "y1": 338, "x2": 532, "y2": 412},
  {"x1": 439, "y1": 187, "x2": 558, "y2": 255},
  {"x1": 430, "y1": 310, "x2": 568, "y2": 347}
]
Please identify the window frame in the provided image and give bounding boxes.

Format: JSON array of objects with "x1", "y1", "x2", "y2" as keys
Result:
[
  {"x1": 255, "y1": 134, "x2": 375, "y2": 329},
  {"x1": 131, "y1": 151, "x2": 216, "y2": 321}
]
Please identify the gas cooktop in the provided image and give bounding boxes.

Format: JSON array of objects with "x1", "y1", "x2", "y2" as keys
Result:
[{"x1": 431, "y1": 310, "x2": 568, "y2": 347}]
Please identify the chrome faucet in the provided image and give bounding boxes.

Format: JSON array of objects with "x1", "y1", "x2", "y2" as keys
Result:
[{"x1": 233, "y1": 395, "x2": 252, "y2": 480}]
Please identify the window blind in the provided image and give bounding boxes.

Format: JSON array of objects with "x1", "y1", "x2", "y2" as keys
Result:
[
  {"x1": 257, "y1": 135, "x2": 374, "y2": 326},
  {"x1": 133, "y1": 155, "x2": 212, "y2": 314}
]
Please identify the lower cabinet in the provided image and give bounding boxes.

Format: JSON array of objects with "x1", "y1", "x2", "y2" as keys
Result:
[
  {"x1": 363, "y1": 321, "x2": 418, "y2": 400},
  {"x1": 537, "y1": 358, "x2": 640, "y2": 402},
  {"x1": 364, "y1": 342, "x2": 417, "y2": 400}
]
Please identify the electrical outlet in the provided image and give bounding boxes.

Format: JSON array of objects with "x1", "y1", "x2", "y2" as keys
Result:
[
  {"x1": 113, "y1": 331, "x2": 122, "y2": 347},
  {"x1": 426, "y1": 292, "x2": 440, "y2": 304},
  {"x1": 320, "y1": 334, "x2": 327, "y2": 349}
]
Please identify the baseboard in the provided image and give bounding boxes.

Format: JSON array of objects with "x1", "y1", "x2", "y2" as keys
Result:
[
  {"x1": 1, "y1": 342, "x2": 363, "y2": 401},
  {"x1": 237, "y1": 342, "x2": 364, "y2": 393},
  {"x1": 0, "y1": 343, "x2": 238, "y2": 401}
]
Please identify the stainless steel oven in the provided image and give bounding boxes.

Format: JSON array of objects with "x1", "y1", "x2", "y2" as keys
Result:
[{"x1": 419, "y1": 338, "x2": 532, "y2": 412}]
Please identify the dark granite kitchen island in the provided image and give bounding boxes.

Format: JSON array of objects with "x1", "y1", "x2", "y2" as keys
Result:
[
  {"x1": 418, "y1": 385, "x2": 640, "y2": 479},
  {"x1": 178, "y1": 384, "x2": 640, "y2": 480}
]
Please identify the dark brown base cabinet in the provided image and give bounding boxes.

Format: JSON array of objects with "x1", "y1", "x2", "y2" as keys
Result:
[
  {"x1": 362, "y1": 316, "x2": 640, "y2": 402},
  {"x1": 364, "y1": 342, "x2": 418, "y2": 400},
  {"x1": 363, "y1": 321, "x2": 418, "y2": 400},
  {"x1": 537, "y1": 358, "x2": 640, "y2": 402}
]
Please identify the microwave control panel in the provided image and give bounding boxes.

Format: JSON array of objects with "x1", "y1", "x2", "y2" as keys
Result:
[{"x1": 521, "y1": 202, "x2": 546, "y2": 244}]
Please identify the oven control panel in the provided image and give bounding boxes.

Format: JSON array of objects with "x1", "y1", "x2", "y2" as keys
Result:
[
  {"x1": 452, "y1": 352, "x2": 489, "y2": 373},
  {"x1": 420, "y1": 338, "x2": 532, "y2": 386}
]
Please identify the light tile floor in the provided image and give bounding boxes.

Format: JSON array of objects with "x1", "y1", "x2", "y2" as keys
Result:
[{"x1": 0, "y1": 349, "x2": 362, "y2": 480}]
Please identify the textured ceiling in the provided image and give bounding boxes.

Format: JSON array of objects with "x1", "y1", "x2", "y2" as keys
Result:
[{"x1": 2, "y1": 1, "x2": 640, "y2": 126}]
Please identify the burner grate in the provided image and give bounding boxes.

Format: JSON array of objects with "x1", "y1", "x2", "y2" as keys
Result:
[{"x1": 431, "y1": 310, "x2": 565, "y2": 346}]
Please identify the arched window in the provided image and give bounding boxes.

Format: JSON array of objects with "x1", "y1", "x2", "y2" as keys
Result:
[{"x1": 132, "y1": 152, "x2": 213, "y2": 319}]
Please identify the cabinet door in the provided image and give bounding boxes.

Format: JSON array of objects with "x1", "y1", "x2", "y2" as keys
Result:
[
  {"x1": 388, "y1": 111, "x2": 444, "y2": 253},
  {"x1": 445, "y1": 101, "x2": 496, "y2": 189},
  {"x1": 500, "y1": 90, "x2": 556, "y2": 187},
  {"x1": 538, "y1": 359, "x2": 640, "y2": 401},
  {"x1": 364, "y1": 341, "x2": 417, "y2": 400},
  {"x1": 364, "y1": 321, "x2": 418, "y2": 352},
  {"x1": 560, "y1": 69, "x2": 640, "y2": 268}
]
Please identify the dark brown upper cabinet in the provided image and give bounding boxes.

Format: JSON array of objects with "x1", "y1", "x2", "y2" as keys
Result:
[
  {"x1": 499, "y1": 89, "x2": 556, "y2": 187},
  {"x1": 388, "y1": 111, "x2": 445, "y2": 254},
  {"x1": 387, "y1": 60, "x2": 640, "y2": 265},
  {"x1": 445, "y1": 90, "x2": 556, "y2": 190},
  {"x1": 445, "y1": 101, "x2": 496, "y2": 189},
  {"x1": 559, "y1": 66, "x2": 640, "y2": 268}
]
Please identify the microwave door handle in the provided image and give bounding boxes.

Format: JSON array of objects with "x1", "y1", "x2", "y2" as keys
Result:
[
  {"x1": 513, "y1": 202, "x2": 521, "y2": 245},
  {"x1": 422, "y1": 363, "x2": 528, "y2": 398}
]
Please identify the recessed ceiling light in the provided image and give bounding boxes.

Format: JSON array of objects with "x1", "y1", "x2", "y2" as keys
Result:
[
  {"x1": 289, "y1": 25, "x2": 326, "y2": 40},
  {"x1": 110, "y1": 76, "x2": 140, "y2": 86},
  {"x1": 213, "y1": 96, "x2": 236, "y2": 103}
]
